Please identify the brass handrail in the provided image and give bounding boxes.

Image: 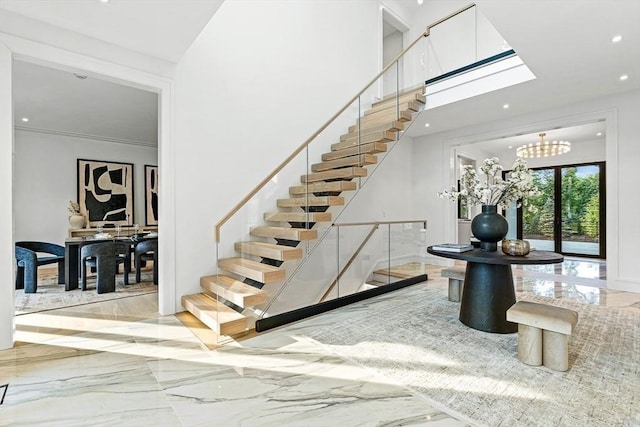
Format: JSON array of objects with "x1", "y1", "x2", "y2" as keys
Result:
[
  {"x1": 214, "y1": 3, "x2": 475, "y2": 242},
  {"x1": 320, "y1": 219, "x2": 428, "y2": 301}
]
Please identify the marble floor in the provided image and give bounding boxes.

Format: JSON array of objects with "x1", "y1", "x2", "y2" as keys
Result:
[{"x1": 1, "y1": 258, "x2": 638, "y2": 426}]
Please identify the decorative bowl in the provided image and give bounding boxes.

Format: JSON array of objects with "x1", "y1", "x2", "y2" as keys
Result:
[{"x1": 501, "y1": 239, "x2": 530, "y2": 256}]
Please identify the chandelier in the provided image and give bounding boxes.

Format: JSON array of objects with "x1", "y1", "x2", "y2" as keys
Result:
[{"x1": 516, "y1": 133, "x2": 571, "y2": 158}]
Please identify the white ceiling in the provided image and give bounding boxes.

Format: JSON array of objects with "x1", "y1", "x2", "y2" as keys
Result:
[
  {"x1": 0, "y1": 0, "x2": 224, "y2": 62},
  {"x1": 406, "y1": 0, "x2": 640, "y2": 151},
  {"x1": 13, "y1": 60, "x2": 159, "y2": 145},
  {"x1": 2, "y1": 0, "x2": 225, "y2": 145},
  {"x1": 3, "y1": 0, "x2": 640, "y2": 152}
]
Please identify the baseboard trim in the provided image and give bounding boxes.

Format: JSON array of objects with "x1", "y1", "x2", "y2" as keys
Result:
[{"x1": 255, "y1": 274, "x2": 427, "y2": 332}]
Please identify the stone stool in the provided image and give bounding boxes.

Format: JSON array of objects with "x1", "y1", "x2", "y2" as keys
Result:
[
  {"x1": 441, "y1": 266, "x2": 465, "y2": 302},
  {"x1": 506, "y1": 301, "x2": 578, "y2": 371}
]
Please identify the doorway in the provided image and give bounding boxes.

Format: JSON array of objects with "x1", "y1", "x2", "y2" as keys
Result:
[
  {"x1": 381, "y1": 6, "x2": 409, "y2": 97},
  {"x1": 1, "y1": 38, "x2": 176, "y2": 349},
  {"x1": 508, "y1": 162, "x2": 606, "y2": 258},
  {"x1": 12, "y1": 60, "x2": 160, "y2": 313}
]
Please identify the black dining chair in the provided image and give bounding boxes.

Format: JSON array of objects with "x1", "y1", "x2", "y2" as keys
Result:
[
  {"x1": 134, "y1": 239, "x2": 157, "y2": 285},
  {"x1": 81, "y1": 242, "x2": 131, "y2": 293},
  {"x1": 15, "y1": 241, "x2": 65, "y2": 293}
]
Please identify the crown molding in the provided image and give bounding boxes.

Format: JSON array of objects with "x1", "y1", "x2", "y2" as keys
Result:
[{"x1": 14, "y1": 125, "x2": 156, "y2": 147}]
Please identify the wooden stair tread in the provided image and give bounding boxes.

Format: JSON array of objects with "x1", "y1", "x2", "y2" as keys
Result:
[
  {"x1": 289, "y1": 181, "x2": 357, "y2": 195},
  {"x1": 348, "y1": 120, "x2": 404, "y2": 134},
  {"x1": 371, "y1": 91, "x2": 426, "y2": 109},
  {"x1": 340, "y1": 122, "x2": 404, "y2": 142},
  {"x1": 182, "y1": 293, "x2": 248, "y2": 336},
  {"x1": 364, "y1": 100, "x2": 421, "y2": 116},
  {"x1": 356, "y1": 109, "x2": 414, "y2": 126},
  {"x1": 264, "y1": 212, "x2": 331, "y2": 222},
  {"x1": 200, "y1": 275, "x2": 267, "y2": 308},
  {"x1": 301, "y1": 167, "x2": 367, "y2": 183},
  {"x1": 331, "y1": 135, "x2": 393, "y2": 152},
  {"x1": 250, "y1": 226, "x2": 318, "y2": 240},
  {"x1": 372, "y1": 85, "x2": 425, "y2": 102},
  {"x1": 277, "y1": 196, "x2": 344, "y2": 208},
  {"x1": 336, "y1": 129, "x2": 396, "y2": 146},
  {"x1": 322, "y1": 142, "x2": 388, "y2": 161},
  {"x1": 218, "y1": 257, "x2": 285, "y2": 283},
  {"x1": 234, "y1": 241, "x2": 302, "y2": 261},
  {"x1": 311, "y1": 154, "x2": 377, "y2": 172}
]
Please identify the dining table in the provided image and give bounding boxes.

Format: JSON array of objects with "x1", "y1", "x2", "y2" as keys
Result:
[{"x1": 64, "y1": 233, "x2": 158, "y2": 291}]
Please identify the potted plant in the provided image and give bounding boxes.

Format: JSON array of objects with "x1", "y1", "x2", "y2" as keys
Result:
[
  {"x1": 438, "y1": 157, "x2": 539, "y2": 251},
  {"x1": 68, "y1": 201, "x2": 85, "y2": 229}
]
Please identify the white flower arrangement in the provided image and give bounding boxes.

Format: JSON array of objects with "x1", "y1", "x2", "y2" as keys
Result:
[
  {"x1": 68, "y1": 201, "x2": 81, "y2": 215},
  {"x1": 438, "y1": 157, "x2": 540, "y2": 212}
]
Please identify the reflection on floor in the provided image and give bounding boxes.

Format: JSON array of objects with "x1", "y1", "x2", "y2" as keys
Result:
[{"x1": 1, "y1": 258, "x2": 638, "y2": 426}]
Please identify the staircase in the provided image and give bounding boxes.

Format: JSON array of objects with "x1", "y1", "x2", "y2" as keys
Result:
[{"x1": 181, "y1": 86, "x2": 426, "y2": 338}]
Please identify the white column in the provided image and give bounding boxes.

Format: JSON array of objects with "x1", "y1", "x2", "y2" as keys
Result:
[{"x1": 0, "y1": 41, "x2": 15, "y2": 350}]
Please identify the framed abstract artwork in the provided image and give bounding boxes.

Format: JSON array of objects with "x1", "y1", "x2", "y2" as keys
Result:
[
  {"x1": 145, "y1": 165, "x2": 159, "y2": 226},
  {"x1": 77, "y1": 159, "x2": 134, "y2": 227}
]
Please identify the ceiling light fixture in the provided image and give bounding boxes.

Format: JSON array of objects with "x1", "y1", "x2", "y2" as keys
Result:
[
  {"x1": 417, "y1": 0, "x2": 424, "y2": 5},
  {"x1": 611, "y1": 35, "x2": 622, "y2": 43},
  {"x1": 424, "y1": 123, "x2": 430, "y2": 127},
  {"x1": 619, "y1": 74, "x2": 629, "y2": 81},
  {"x1": 99, "y1": 0, "x2": 110, "y2": 3},
  {"x1": 516, "y1": 133, "x2": 571, "y2": 158},
  {"x1": 21, "y1": 117, "x2": 29, "y2": 123},
  {"x1": 597, "y1": 132, "x2": 603, "y2": 136},
  {"x1": 503, "y1": 103, "x2": 509, "y2": 109}
]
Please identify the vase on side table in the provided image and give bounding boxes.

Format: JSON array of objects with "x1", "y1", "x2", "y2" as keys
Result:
[
  {"x1": 471, "y1": 205, "x2": 508, "y2": 252},
  {"x1": 68, "y1": 214, "x2": 85, "y2": 229}
]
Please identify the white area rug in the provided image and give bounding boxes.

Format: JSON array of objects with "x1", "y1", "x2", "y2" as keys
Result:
[
  {"x1": 15, "y1": 271, "x2": 157, "y2": 315},
  {"x1": 308, "y1": 286, "x2": 639, "y2": 427}
]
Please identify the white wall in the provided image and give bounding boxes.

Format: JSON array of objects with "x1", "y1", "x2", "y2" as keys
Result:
[
  {"x1": 412, "y1": 89, "x2": 640, "y2": 293},
  {"x1": 13, "y1": 129, "x2": 157, "y2": 245},
  {"x1": 173, "y1": 0, "x2": 380, "y2": 305}
]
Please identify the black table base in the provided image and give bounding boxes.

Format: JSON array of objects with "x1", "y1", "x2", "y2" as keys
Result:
[{"x1": 459, "y1": 262, "x2": 518, "y2": 334}]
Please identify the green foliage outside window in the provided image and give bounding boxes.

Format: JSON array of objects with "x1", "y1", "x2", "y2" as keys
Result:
[{"x1": 523, "y1": 166, "x2": 600, "y2": 243}]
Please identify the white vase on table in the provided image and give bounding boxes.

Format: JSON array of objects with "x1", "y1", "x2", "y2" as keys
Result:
[{"x1": 68, "y1": 214, "x2": 85, "y2": 229}]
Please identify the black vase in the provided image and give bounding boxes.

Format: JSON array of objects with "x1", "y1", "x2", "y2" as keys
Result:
[{"x1": 471, "y1": 205, "x2": 508, "y2": 252}]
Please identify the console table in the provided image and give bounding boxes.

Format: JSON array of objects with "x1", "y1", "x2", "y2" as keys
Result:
[
  {"x1": 427, "y1": 246, "x2": 563, "y2": 333},
  {"x1": 68, "y1": 226, "x2": 157, "y2": 238}
]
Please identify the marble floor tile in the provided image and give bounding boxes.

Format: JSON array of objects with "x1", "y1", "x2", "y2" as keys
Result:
[{"x1": 2, "y1": 257, "x2": 635, "y2": 426}]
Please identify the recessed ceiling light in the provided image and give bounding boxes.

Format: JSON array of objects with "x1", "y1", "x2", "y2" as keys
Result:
[
  {"x1": 597, "y1": 132, "x2": 603, "y2": 136},
  {"x1": 424, "y1": 123, "x2": 430, "y2": 127},
  {"x1": 503, "y1": 104, "x2": 510, "y2": 109},
  {"x1": 99, "y1": 0, "x2": 109, "y2": 3},
  {"x1": 508, "y1": 145, "x2": 513, "y2": 149},
  {"x1": 619, "y1": 74, "x2": 629, "y2": 81},
  {"x1": 21, "y1": 117, "x2": 29, "y2": 123},
  {"x1": 611, "y1": 35, "x2": 622, "y2": 43},
  {"x1": 417, "y1": 0, "x2": 424, "y2": 4}
]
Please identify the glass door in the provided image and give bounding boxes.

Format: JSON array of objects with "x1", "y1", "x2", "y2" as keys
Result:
[
  {"x1": 560, "y1": 164, "x2": 604, "y2": 256},
  {"x1": 507, "y1": 162, "x2": 605, "y2": 258}
]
